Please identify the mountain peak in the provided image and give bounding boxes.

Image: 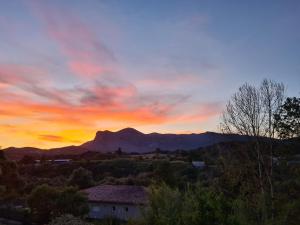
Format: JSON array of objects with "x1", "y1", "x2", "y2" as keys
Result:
[
  {"x1": 96, "y1": 130, "x2": 113, "y2": 135},
  {"x1": 116, "y1": 128, "x2": 144, "y2": 135},
  {"x1": 95, "y1": 128, "x2": 143, "y2": 139}
]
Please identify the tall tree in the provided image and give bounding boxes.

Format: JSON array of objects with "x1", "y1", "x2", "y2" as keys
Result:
[
  {"x1": 221, "y1": 82, "x2": 265, "y2": 202},
  {"x1": 274, "y1": 97, "x2": 300, "y2": 139},
  {"x1": 221, "y1": 79, "x2": 285, "y2": 137},
  {"x1": 220, "y1": 79, "x2": 285, "y2": 224},
  {"x1": 260, "y1": 79, "x2": 285, "y2": 222},
  {"x1": 260, "y1": 79, "x2": 285, "y2": 138}
]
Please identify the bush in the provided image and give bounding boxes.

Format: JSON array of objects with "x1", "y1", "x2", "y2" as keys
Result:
[
  {"x1": 68, "y1": 167, "x2": 94, "y2": 189},
  {"x1": 142, "y1": 183, "x2": 239, "y2": 225},
  {"x1": 28, "y1": 184, "x2": 89, "y2": 224},
  {"x1": 48, "y1": 214, "x2": 92, "y2": 225}
]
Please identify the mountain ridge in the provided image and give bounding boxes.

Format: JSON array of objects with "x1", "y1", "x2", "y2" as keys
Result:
[
  {"x1": 2, "y1": 128, "x2": 251, "y2": 160},
  {"x1": 81, "y1": 128, "x2": 250, "y2": 153}
]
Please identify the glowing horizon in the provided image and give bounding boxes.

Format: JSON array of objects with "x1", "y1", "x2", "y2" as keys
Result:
[{"x1": 0, "y1": 1, "x2": 299, "y2": 148}]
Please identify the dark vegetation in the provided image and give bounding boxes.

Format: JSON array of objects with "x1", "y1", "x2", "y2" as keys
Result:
[
  {"x1": 0, "y1": 80, "x2": 299, "y2": 225},
  {"x1": 0, "y1": 137, "x2": 299, "y2": 225}
]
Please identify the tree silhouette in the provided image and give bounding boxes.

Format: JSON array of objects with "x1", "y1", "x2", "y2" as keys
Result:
[{"x1": 274, "y1": 97, "x2": 300, "y2": 139}]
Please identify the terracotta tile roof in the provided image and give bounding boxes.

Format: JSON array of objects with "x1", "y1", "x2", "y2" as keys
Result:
[{"x1": 82, "y1": 185, "x2": 148, "y2": 205}]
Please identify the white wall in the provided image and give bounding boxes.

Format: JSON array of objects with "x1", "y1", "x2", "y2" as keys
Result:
[{"x1": 88, "y1": 202, "x2": 143, "y2": 221}]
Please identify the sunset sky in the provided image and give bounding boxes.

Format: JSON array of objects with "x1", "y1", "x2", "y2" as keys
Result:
[{"x1": 0, "y1": 0, "x2": 299, "y2": 148}]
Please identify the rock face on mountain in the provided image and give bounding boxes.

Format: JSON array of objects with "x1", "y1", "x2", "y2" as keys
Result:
[{"x1": 81, "y1": 128, "x2": 250, "y2": 153}]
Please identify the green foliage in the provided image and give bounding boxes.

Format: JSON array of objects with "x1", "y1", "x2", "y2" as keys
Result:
[
  {"x1": 275, "y1": 97, "x2": 300, "y2": 139},
  {"x1": 143, "y1": 183, "x2": 182, "y2": 225},
  {"x1": 0, "y1": 206, "x2": 31, "y2": 224},
  {"x1": 48, "y1": 214, "x2": 92, "y2": 225},
  {"x1": 142, "y1": 183, "x2": 239, "y2": 225},
  {"x1": 276, "y1": 200, "x2": 300, "y2": 225},
  {"x1": 153, "y1": 160, "x2": 176, "y2": 186},
  {"x1": 28, "y1": 184, "x2": 60, "y2": 224},
  {"x1": 68, "y1": 167, "x2": 94, "y2": 189},
  {"x1": 54, "y1": 187, "x2": 89, "y2": 217},
  {"x1": 1, "y1": 138, "x2": 299, "y2": 225},
  {"x1": 0, "y1": 160, "x2": 24, "y2": 199},
  {"x1": 28, "y1": 184, "x2": 88, "y2": 224},
  {"x1": 182, "y1": 185, "x2": 238, "y2": 225}
]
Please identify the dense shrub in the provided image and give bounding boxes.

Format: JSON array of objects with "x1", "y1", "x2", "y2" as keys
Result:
[{"x1": 28, "y1": 184, "x2": 88, "y2": 224}]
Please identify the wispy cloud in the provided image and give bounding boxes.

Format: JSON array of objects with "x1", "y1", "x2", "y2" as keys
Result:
[
  {"x1": 29, "y1": 0, "x2": 116, "y2": 78},
  {"x1": 0, "y1": 64, "x2": 44, "y2": 85},
  {"x1": 38, "y1": 134, "x2": 64, "y2": 142}
]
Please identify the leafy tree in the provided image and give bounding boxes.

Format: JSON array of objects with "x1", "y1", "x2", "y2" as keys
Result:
[
  {"x1": 274, "y1": 97, "x2": 300, "y2": 139},
  {"x1": 0, "y1": 160, "x2": 23, "y2": 192},
  {"x1": 48, "y1": 214, "x2": 92, "y2": 225},
  {"x1": 143, "y1": 183, "x2": 183, "y2": 225},
  {"x1": 28, "y1": 184, "x2": 60, "y2": 224},
  {"x1": 28, "y1": 184, "x2": 89, "y2": 224},
  {"x1": 68, "y1": 167, "x2": 94, "y2": 189},
  {"x1": 54, "y1": 187, "x2": 89, "y2": 217},
  {"x1": 142, "y1": 183, "x2": 239, "y2": 225},
  {"x1": 153, "y1": 160, "x2": 176, "y2": 186},
  {"x1": 182, "y1": 184, "x2": 238, "y2": 225}
]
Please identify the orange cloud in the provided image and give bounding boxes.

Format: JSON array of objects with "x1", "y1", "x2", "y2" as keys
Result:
[
  {"x1": 38, "y1": 134, "x2": 64, "y2": 142},
  {"x1": 0, "y1": 90, "x2": 222, "y2": 148}
]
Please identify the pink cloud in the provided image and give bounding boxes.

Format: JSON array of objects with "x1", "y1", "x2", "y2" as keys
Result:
[
  {"x1": 0, "y1": 64, "x2": 42, "y2": 85},
  {"x1": 68, "y1": 61, "x2": 109, "y2": 77},
  {"x1": 29, "y1": 1, "x2": 116, "y2": 78},
  {"x1": 0, "y1": 63, "x2": 71, "y2": 104}
]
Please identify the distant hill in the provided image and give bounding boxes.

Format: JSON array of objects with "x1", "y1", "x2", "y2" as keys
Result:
[
  {"x1": 81, "y1": 128, "x2": 250, "y2": 153},
  {"x1": 3, "y1": 128, "x2": 251, "y2": 160},
  {"x1": 3, "y1": 146, "x2": 88, "y2": 161}
]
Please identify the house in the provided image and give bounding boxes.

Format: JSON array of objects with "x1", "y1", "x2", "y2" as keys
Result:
[
  {"x1": 34, "y1": 159, "x2": 71, "y2": 165},
  {"x1": 192, "y1": 161, "x2": 206, "y2": 169},
  {"x1": 82, "y1": 185, "x2": 148, "y2": 221},
  {"x1": 52, "y1": 159, "x2": 72, "y2": 164}
]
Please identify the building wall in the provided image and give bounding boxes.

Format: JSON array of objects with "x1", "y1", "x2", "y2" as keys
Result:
[{"x1": 88, "y1": 202, "x2": 143, "y2": 221}]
